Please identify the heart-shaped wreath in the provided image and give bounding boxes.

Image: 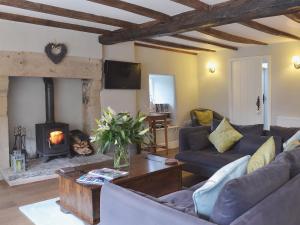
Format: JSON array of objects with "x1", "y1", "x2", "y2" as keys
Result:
[{"x1": 45, "y1": 43, "x2": 68, "y2": 64}]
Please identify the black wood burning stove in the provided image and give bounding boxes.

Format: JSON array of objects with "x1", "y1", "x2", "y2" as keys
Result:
[{"x1": 35, "y1": 78, "x2": 70, "y2": 161}]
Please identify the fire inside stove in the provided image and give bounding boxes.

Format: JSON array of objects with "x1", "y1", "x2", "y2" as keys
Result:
[{"x1": 49, "y1": 131, "x2": 65, "y2": 145}]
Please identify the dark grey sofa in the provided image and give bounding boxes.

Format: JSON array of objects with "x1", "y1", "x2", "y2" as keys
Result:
[
  {"x1": 100, "y1": 149, "x2": 300, "y2": 225},
  {"x1": 176, "y1": 121, "x2": 296, "y2": 177}
]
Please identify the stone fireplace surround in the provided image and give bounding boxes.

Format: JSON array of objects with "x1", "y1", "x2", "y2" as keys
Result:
[{"x1": 0, "y1": 51, "x2": 102, "y2": 173}]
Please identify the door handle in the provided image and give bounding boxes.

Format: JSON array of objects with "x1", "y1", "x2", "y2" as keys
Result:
[{"x1": 256, "y1": 96, "x2": 260, "y2": 111}]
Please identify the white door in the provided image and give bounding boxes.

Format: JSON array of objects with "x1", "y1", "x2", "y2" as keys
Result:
[{"x1": 230, "y1": 57, "x2": 270, "y2": 127}]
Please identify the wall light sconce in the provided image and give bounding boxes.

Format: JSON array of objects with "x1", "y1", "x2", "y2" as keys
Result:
[
  {"x1": 292, "y1": 56, "x2": 300, "y2": 69},
  {"x1": 208, "y1": 62, "x2": 216, "y2": 74}
]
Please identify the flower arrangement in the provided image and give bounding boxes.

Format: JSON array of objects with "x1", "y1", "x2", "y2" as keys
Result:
[{"x1": 92, "y1": 108, "x2": 150, "y2": 168}]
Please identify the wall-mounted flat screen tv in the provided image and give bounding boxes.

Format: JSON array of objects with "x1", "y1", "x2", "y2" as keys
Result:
[{"x1": 104, "y1": 60, "x2": 141, "y2": 89}]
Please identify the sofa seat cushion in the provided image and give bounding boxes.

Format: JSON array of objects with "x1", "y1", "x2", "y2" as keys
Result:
[
  {"x1": 176, "y1": 149, "x2": 246, "y2": 170},
  {"x1": 210, "y1": 161, "x2": 290, "y2": 225},
  {"x1": 159, "y1": 190, "x2": 197, "y2": 216}
]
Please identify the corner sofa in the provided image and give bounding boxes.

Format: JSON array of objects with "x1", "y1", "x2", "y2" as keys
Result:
[
  {"x1": 175, "y1": 121, "x2": 295, "y2": 177},
  {"x1": 100, "y1": 148, "x2": 300, "y2": 225}
]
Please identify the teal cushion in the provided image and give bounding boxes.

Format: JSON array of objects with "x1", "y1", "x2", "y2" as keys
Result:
[{"x1": 192, "y1": 155, "x2": 250, "y2": 218}]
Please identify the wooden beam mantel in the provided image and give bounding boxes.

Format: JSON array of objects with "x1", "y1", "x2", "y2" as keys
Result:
[
  {"x1": 240, "y1": 20, "x2": 300, "y2": 40},
  {"x1": 98, "y1": 0, "x2": 300, "y2": 44}
]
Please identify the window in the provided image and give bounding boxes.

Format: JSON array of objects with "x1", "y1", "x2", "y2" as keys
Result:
[{"x1": 149, "y1": 74, "x2": 176, "y2": 124}]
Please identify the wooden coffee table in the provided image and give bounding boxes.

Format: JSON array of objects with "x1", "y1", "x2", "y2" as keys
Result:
[{"x1": 57, "y1": 154, "x2": 183, "y2": 225}]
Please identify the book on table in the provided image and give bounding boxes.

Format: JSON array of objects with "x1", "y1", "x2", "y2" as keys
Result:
[{"x1": 76, "y1": 168, "x2": 129, "y2": 185}]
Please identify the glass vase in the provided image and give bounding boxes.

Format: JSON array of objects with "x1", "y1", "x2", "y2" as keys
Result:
[{"x1": 114, "y1": 145, "x2": 130, "y2": 169}]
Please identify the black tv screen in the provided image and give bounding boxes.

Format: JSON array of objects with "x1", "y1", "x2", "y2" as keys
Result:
[{"x1": 104, "y1": 60, "x2": 141, "y2": 89}]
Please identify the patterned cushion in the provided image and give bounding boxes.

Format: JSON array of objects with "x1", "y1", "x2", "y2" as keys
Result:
[
  {"x1": 247, "y1": 137, "x2": 275, "y2": 174},
  {"x1": 209, "y1": 119, "x2": 243, "y2": 153}
]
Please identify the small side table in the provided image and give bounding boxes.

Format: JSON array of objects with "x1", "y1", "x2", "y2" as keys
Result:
[{"x1": 147, "y1": 113, "x2": 168, "y2": 154}]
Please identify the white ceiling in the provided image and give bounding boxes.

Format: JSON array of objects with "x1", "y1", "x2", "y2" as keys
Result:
[{"x1": 0, "y1": 0, "x2": 299, "y2": 51}]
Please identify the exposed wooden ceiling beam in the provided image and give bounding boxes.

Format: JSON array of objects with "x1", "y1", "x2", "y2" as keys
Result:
[
  {"x1": 240, "y1": 20, "x2": 300, "y2": 40},
  {"x1": 135, "y1": 42, "x2": 198, "y2": 56},
  {"x1": 198, "y1": 28, "x2": 268, "y2": 45},
  {"x1": 88, "y1": 0, "x2": 171, "y2": 21},
  {"x1": 98, "y1": 0, "x2": 300, "y2": 44},
  {"x1": 0, "y1": 12, "x2": 110, "y2": 34},
  {"x1": 286, "y1": 12, "x2": 300, "y2": 23},
  {"x1": 172, "y1": 34, "x2": 238, "y2": 50},
  {"x1": 140, "y1": 39, "x2": 215, "y2": 52},
  {"x1": 0, "y1": 0, "x2": 136, "y2": 28},
  {"x1": 170, "y1": 0, "x2": 209, "y2": 11}
]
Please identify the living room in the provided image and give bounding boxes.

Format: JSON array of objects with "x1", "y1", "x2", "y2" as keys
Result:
[{"x1": 1, "y1": 0, "x2": 300, "y2": 225}]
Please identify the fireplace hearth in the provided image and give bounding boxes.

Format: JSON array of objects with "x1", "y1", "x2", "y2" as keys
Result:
[{"x1": 35, "y1": 78, "x2": 70, "y2": 162}]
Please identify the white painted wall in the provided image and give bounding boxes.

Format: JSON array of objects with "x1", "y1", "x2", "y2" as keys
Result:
[
  {"x1": 135, "y1": 46, "x2": 199, "y2": 126},
  {"x1": 0, "y1": 20, "x2": 101, "y2": 58},
  {"x1": 101, "y1": 42, "x2": 137, "y2": 115},
  {"x1": 197, "y1": 41, "x2": 300, "y2": 125}
]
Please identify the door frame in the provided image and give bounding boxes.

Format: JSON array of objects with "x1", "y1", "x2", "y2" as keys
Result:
[{"x1": 228, "y1": 55, "x2": 272, "y2": 128}]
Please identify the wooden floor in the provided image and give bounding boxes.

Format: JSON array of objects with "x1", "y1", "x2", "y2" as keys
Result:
[
  {"x1": 0, "y1": 179, "x2": 58, "y2": 225},
  {"x1": 0, "y1": 149, "x2": 202, "y2": 225}
]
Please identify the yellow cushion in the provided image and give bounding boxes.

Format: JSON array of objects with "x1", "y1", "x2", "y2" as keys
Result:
[
  {"x1": 195, "y1": 110, "x2": 213, "y2": 126},
  {"x1": 208, "y1": 118, "x2": 243, "y2": 153},
  {"x1": 247, "y1": 137, "x2": 275, "y2": 174}
]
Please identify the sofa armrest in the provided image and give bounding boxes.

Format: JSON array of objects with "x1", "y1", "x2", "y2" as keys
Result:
[
  {"x1": 100, "y1": 183, "x2": 215, "y2": 225},
  {"x1": 179, "y1": 126, "x2": 211, "y2": 152}
]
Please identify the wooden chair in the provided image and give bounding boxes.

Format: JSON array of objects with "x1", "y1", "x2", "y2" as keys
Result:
[{"x1": 147, "y1": 113, "x2": 168, "y2": 154}]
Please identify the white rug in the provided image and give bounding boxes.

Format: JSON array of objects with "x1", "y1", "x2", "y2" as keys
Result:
[{"x1": 19, "y1": 198, "x2": 92, "y2": 225}]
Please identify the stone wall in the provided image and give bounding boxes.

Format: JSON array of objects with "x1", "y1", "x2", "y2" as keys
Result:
[
  {"x1": 0, "y1": 77, "x2": 9, "y2": 169},
  {"x1": 0, "y1": 51, "x2": 102, "y2": 171}
]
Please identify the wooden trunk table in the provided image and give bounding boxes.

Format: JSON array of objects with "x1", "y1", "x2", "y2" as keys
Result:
[{"x1": 57, "y1": 154, "x2": 183, "y2": 225}]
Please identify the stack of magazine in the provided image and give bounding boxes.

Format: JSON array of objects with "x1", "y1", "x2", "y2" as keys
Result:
[{"x1": 76, "y1": 168, "x2": 129, "y2": 185}]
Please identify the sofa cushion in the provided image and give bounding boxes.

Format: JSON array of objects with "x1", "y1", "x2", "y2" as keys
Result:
[
  {"x1": 247, "y1": 137, "x2": 276, "y2": 174},
  {"x1": 283, "y1": 130, "x2": 300, "y2": 151},
  {"x1": 210, "y1": 162, "x2": 290, "y2": 225},
  {"x1": 209, "y1": 119, "x2": 243, "y2": 153},
  {"x1": 275, "y1": 148, "x2": 300, "y2": 178},
  {"x1": 187, "y1": 129, "x2": 211, "y2": 151},
  {"x1": 176, "y1": 149, "x2": 246, "y2": 170},
  {"x1": 267, "y1": 126, "x2": 299, "y2": 143},
  {"x1": 231, "y1": 135, "x2": 282, "y2": 156},
  {"x1": 193, "y1": 156, "x2": 250, "y2": 218},
  {"x1": 194, "y1": 110, "x2": 213, "y2": 126},
  {"x1": 212, "y1": 119, "x2": 263, "y2": 136}
]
